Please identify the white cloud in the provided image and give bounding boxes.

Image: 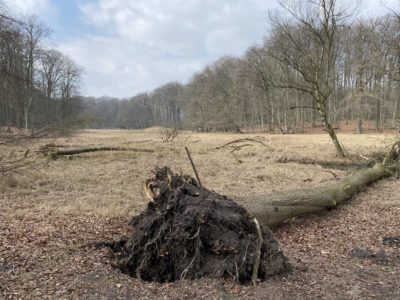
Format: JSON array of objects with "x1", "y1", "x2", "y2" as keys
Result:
[
  {"x1": 66, "y1": 0, "x2": 275, "y2": 97},
  {"x1": 59, "y1": 35, "x2": 204, "y2": 98},
  {"x1": 79, "y1": 0, "x2": 273, "y2": 56},
  {"x1": 7, "y1": 0, "x2": 52, "y2": 15},
  {"x1": 362, "y1": 0, "x2": 399, "y2": 16},
  {"x1": 57, "y1": 0, "x2": 397, "y2": 98}
]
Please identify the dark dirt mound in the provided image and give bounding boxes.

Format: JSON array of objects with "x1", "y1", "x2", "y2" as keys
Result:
[
  {"x1": 383, "y1": 237, "x2": 400, "y2": 247},
  {"x1": 112, "y1": 167, "x2": 290, "y2": 284}
]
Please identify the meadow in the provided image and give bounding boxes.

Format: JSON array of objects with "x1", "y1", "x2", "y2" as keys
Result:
[{"x1": 1, "y1": 129, "x2": 399, "y2": 299}]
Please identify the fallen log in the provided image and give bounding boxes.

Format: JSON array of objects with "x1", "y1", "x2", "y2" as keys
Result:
[
  {"x1": 108, "y1": 142, "x2": 399, "y2": 284},
  {"x1": 241, "y1": 142, "x2": 400, "y2": 227},
  {"x1": 241, "y1": 164, "x2": 392, "y2": 227},
  {"x1": 41, "y1": 146, "x2": 154, "y2": 159}
]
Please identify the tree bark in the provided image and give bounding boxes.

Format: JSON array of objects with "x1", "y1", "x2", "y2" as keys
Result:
[
  {"x1": 376, "y1": 98, "x2": 381, "y2": 131},
  {"x1": 391, "y1": 86, "x2": 398, "y2": 129},
  {"x1": 241, "y1": 163, "x2": 392, "y2": 227},
  {"x1": 315, "y1": 97, "x2": 346, "y2": 157}
]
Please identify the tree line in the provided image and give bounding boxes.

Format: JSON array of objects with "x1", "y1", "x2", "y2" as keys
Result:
[
  {"x1": 82, "y1": 82, "x2": 183, "y2": 130},
  {"x1": 0, "y1": 2, "x2": 82, "y2": 131}
]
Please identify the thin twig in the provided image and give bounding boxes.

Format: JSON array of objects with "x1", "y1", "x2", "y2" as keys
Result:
[{"x1": 184, "y1": 146, "x2": 202, "y2": 187}]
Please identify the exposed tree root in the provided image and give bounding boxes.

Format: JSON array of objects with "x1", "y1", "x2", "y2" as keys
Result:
[{"x1": 112, "y1": 167, "x2": 290, "y2": 284}]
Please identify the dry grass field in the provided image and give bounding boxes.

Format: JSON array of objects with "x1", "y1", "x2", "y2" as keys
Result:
[{"x1": 1, "y1": 128, "x2": 399, "y2": 299}]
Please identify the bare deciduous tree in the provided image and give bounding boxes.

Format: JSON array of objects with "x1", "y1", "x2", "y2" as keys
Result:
[{"x1": 266, "y1": 0, "x2": 359, "y2": 156}]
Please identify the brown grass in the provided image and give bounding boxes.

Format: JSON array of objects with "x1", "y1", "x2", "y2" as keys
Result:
[
  {"x1": 0, "y1": 128, "x2": 395, "y2": 217},
  {"x1": 2, "y1": 129, "x2": 395, "y2": 218},
  {"x1": 1, "y1": 129, "x2": 399, "y2": 299}
]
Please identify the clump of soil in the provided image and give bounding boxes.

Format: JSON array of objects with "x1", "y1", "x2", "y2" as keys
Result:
[
  {"x1": 350, "y1": 247, "x2": 390, "y2": 265},
  {"x1": 114, "y1": 167, "x2": 290, "y2": 284}
]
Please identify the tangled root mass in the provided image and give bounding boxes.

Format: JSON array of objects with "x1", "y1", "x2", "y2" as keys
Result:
[{"x1": 115, "y1": 167, "x2": 290, "y2": 284}]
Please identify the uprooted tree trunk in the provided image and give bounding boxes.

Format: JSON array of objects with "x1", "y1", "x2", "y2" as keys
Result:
[
  {"x1": 111, "y1": 142, "x2": 399, "y2": 284},
  {"x1": 242, "y1": 164, "x2": 392, "y2": 227},
  {"x1": 241, "y1": 142, "x2": 400, "y2": 227}
]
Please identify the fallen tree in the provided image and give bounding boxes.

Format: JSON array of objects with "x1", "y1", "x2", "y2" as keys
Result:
[
  {"x1": 40, "y1": 146, "x2": 154, "y2": 160},
  {"x1": 241, "y1": 142, "x2": 400, "y2": 227},
  {"x1": 109, "y1": 142, "x2": 399, "y2": 284}
]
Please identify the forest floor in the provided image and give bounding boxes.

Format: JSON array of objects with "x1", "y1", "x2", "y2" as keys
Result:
[{"x1": 0, "y1": 129, "x2": 399, "y2": 299}]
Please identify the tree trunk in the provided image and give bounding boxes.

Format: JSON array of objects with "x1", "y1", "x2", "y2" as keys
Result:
[
  {"x1": 311, "y1": 98, "x2": 316, "y2": 128},
  {"x1": 393, "y1": 91, "x2": 399, "y2": 129},
  {"x1": 24, "y1": 109, "x2": 29, "y2": 133},
  {"x1": 241, "y1": 164, "x2": 391, "y2": 227},
  {"x1": 315, "y1": 96, "x2": 346, "y2": 157},
  {"x1": 44, "y1": 147, "x2": 155, "y2": 159},
  {"x1": 326, "y1": 122, "x2": 345, "y2": 157},
  {"x1": 376, "y1": 98, "x2": 381, "y2": 131},
  {"x1": 260, "y1": 101, "x2": 264, "y2": 133},
  {"x1": 357, "y1": 116, "x2": 363, "y2": 134}
]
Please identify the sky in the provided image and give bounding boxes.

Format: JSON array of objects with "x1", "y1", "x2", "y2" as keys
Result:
[{"x1": 5, "y1": 0, "x2": 400, "y2": 98}]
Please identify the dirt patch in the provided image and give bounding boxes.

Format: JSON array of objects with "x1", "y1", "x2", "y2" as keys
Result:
[
  {"x1": 112, "y1": 167, "x2": 290, "y2": 283},
  {"x1": 350, "y1": 248, "x2": 390, "y2": 265}
]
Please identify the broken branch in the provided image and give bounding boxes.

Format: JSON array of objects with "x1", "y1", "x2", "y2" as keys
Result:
[
  {"x1": 252, "y1": 218, "x2": 263, "y2": 285},
  {"x1": 185, "y1": 146, "x2": 202, "y2": 187},
  {"x1": 215, "y1": 136, "x2": 271, "y2": 151}
]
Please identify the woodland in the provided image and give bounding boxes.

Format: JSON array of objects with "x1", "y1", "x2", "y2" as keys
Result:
[
  {"x1": 82, "y1": 4, "x2": 399, "y2": 151},
  {"x1": 0, "y1": 4, "x2": 82, "y2": 131},
  {"x1": 0, "y1": 0, "x2": 400, "y2": 299}
]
